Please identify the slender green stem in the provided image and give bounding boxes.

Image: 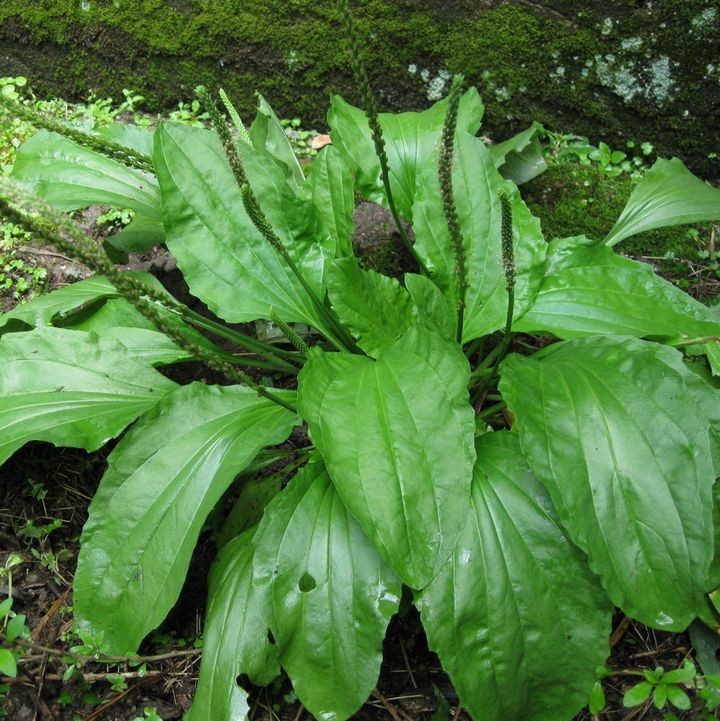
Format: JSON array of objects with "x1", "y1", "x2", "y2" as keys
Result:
[
  {"x1": 476, "y1": 401, "x2": 505, "y2": 421},
  {"x1": 470, "y1": 366, "x2": 494, "y2": 383},
  {"x1": 470, "y1": 339, "x2": 506, "y2": 379},
  {"x1": 178, "y1": 306, "x2": 303, "y2": 370},
  {"x1": 335, "y1": 0, "x2": 427, "y2": 274},
  {"x1": 464, "y1": 336, "x2": 486, "y2": 361},
  {"x1": 669, "y1": 335, "x2": 720, "y2": 348}
]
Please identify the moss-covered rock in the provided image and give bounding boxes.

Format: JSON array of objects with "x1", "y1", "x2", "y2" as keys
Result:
[{"x1": 1, "y1": 0, "x2": 718, "y2": 176}]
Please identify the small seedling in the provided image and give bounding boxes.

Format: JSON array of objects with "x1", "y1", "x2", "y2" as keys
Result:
[{"x1": 623, "y1": 660, "x2": 696, "y2": 711}]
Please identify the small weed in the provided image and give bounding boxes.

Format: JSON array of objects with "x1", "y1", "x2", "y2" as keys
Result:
[
  {"x1": 97, "y1": 207, "x2": 134, "y2": 232},
  {"x1": 131, "y1": 708, "x2": 165, "y2": 721},
  {"x1": 168, "y1": 99, "x2": 210, "y2": 126},
  {"x1": 623, "y1": 660, "x2": 696, "y2": 712},
  {"x1": 281, "y1": 116, "x2": 318, "y2": 158}
]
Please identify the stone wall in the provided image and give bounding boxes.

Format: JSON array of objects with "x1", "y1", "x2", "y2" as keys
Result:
[{"x1": 1, "y1": 0, "x2": 718, "y2": 176}]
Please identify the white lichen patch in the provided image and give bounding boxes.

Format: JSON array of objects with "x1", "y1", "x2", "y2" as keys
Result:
[
  {"x1": 426, "y1": 69, "x2": 451, "y2": 101},
  {"x1": 621, "y1": 37, "x2": 643, "y2": 52},
  {"x1": 286, "y1": 49, "x2": 299, "y2": 71},
  {"x1": 691, "y1": 6, "x2": 718, "y2": 30},
  {"x1": 601, "y1": 17, "x2": 613, "y2": 35},
  {"x1": 594, "y1": 53, "x2": 676, "y2": 107},
  {"x1": 408, "y1": 64, "x2": 451, "y2": 101}
]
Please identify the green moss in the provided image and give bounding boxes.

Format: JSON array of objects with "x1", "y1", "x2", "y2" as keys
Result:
[
  {"x1": 0, "y1": 0, "x2": 717, "y2": 175},
  {"x1": 523, "y1": 163, "x2": 709, "y2": 255}
]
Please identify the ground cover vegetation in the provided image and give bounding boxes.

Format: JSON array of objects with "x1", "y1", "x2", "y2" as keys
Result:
[{"x1": 2, "y1": 3, "x2": 720, "y2": 720}]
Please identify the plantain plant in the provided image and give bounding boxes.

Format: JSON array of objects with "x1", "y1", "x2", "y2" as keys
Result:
[{"x1": 2, "y1": 25, "x2": 720, "y2": 720}]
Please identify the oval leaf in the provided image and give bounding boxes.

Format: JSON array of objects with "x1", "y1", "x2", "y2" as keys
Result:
[
  {"x1": 605, "y1": 158, "x2": 720, "y2": 247},
  {"x1": 417, "y1": 432, "x2": 612, "y2": 721},
  {"x1": 152, "y1": 123, "x2": 332, "y2": 334},
  {"x1": 412, "y1": 131, "x2": 547, "y2": 342},
  {"x1": 187, "y1": 529, "x2": 278, "y2": 721},
  {"x1": 328, "y1": 89, "x2": 484, "y2": 220},
  {"x1": 500, "y1": 336, "x2": 716, "y2": 629},
  {"x1": 297, "y1": 325, "x2": 475, "y2": 587},
  {"x1": 305, "y1": 145, "x2": 355, "y2": 258},
  {"x1": 12, "y1": 130, "x2": 160, "y2": 218},
  {"x1": 0, "y1": 327, "x2": 176, "y2": 465},
  {"x1": 489, "y1": 121, "x2": 548, "y2": 185},
  {"x1": 514, "y1": 235, "x2": 720, "y2": 339},
  {"x1": 327, "y1": 258, "x2": 415, "y2": 357},
  {"x1": 253, "y1": 459, "x2": 401, "y2": 721},
  {"x1": 74, "y1": 382, "x2": 298, "y2": 654},
  {"x1": 0, "y1": 272, "x2": 166, "y2": 334}
]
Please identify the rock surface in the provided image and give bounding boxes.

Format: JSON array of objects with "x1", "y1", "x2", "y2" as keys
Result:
[{"x1": 0, "y1": 0, "x2": 718, "y2": 176}]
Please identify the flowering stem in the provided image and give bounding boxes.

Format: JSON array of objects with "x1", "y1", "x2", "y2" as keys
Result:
[{"x1": 336, "y1": 0, "x2": 427, "y2": 274}]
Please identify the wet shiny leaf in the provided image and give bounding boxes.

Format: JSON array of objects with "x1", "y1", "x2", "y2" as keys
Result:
[
  {"x1": 418, "y1": 432, "x2": 611, "y2": 721},
  {"x1": 500, "y1": 336, "x2": 716, "y2": 629},
  {"x1": 75, "y1": 383, "x2": 298, "y2": 654},
  {"x1": 253, "y1": 459, "x2": 401, "y2": 721},
  {"x1": 297, "y1": 325, "x2": 475, "y2": 587}
]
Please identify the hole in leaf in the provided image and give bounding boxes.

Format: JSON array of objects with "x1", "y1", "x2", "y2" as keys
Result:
[
  {"x1": 237, "y1": 673, "x2": 251, "y2": 687},
  {"x1": 267, "y1": 629, "x2": 276, "y2": 645},
  {"x1": 298, "y1": 572, "x2": 316, "y2": 592}
]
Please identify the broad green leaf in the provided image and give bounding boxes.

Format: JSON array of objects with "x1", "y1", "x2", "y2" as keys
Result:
[
  {"x1": 500, "y1": 336, "x2": 716, "y2": 630},
  {"x1": 6, "y1": 614, "x2": 26, "y2": 643},
  {"x1": 215, "y1": 470, "x2": 284, "y2": 549},
  {"x1": 489, "y1": 121, "x2": 548, "y2": 185},
  {"x1": 412, "y1": 131, "x2": 547, "y2": 342},
  {"x1": 74, "y1": 382, "x2": 298, "y2": 654},
  {"x1": 106, "y1": 213, "x2": 165, "y2": 254},
  {"x1": 623, "y1": 682, "x2": 653, "y2": 707},
  {"x1": 0, "y1": 327, "x2": 176, "y2": 465},
  {"x1": 404, "y1": 272, "x2": 455, "y2": 339},
  {"x1": 653, "y1": 684, "x2": 668, "y2": 709},
  {"x1": 153, "y1": 123, "x2": 335, "y2": 337},
  {"x1": 95, "y1": 123, "x2": 155, "y2": 156},
  {"x1": 80, "y1": 327, "x2": 192, "y2": 366},
  {"x1": 0, "y1": 648, "x2": 17, "y2": 677},
  {"x1": 327, "y1": 258, "x2": 414, "y2": 357},
  {"x1": 604, "y1": 158, "x2": 720, "y2": 246},
  {"x1": 305, "y1": 146, "x2": 355, "y2": 258},
  {"x1": 236, "y1": 137, "x2": 336, "y2": 294},
  {"x1": 417, "y1": 432, "x2": 611, "y2": 721},
  {"x1": 663, "y1": 661, "x2": 696, "y2": 684},
  {"x1": 11, "y1": 130, "x2": 160, "y2": 218},
  {"x1": 589, "y1": 681, "x2": 607, "y2": 715},
  {"x1": 666, "y1": 686, "x2": 691, "y2": 711},
  {"x1": 250, "y1": 94, "x2": 305, "y2": 188},
  {"x1": 66, "y1": 297, "x2": 216, "y2": 365},
  {"x1": 514, "y1": 236, "x2": 720, "y2": 339},
  {"x1": 297, "y1": 325, "x2": 475, "y2": 587},
  {"x1": 328, "y1": 89, "x2": 484, "y2": 220},
  {"x1": 0, "y1": 272, "x2": 167, "y2": 333},
  {"x1": 703, "y1": 342, "x2": 720, "y2": 375},
  {"x1": 253, "y1": 459, "x2": 401, "y2": 721},
  {"x1": 187, "y1": 529, "x2": 278, "y2": 721}
]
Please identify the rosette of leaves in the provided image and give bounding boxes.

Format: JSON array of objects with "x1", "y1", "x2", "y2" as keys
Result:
[{"x1": 1, "y1": 76, "x2": 720, "y2": 721}]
